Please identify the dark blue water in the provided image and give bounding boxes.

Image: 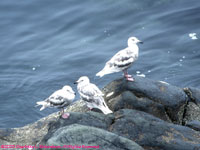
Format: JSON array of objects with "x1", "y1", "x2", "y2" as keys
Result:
[{"x1": 0, "y1": 0, "x2": 200, "y2": 128}]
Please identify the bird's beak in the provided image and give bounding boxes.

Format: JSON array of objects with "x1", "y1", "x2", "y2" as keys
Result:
[
  {"x1": 138, "y1": 40, "x2": 143, "y2": 44},
  {"x1": 74, "y1": 81, "x2": 78, "y2": 84},
  {"x1": 74, "y1": 92, "x2": 76, "y2": 95}
]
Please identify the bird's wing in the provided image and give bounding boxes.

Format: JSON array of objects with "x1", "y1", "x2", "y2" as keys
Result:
[
  {"x1": 90, "y1": 84, "x2": 104, "y2": 96},
  {"x1": 108, "y1": 48, "x2": 136, "y2": 68},
  {"x1": 80, "y1": 84, "x2": 104, "y2": 105},
  {"x1": 47, "y1": 90, "x2": 67, "y2": 106}
]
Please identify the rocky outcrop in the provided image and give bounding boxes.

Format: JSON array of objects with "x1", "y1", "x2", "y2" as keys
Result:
[
  {"x1": 103, "y1": 76, "x2": 187, "y2": 124},
  {"x1": 111, "y1": 109, "x2": 200, "y2": 150},
  {"x1": 0, "y1": 100, "x2": 88, "y2": 146},
  {"x1": 1, "y1": 76, "x2": 200, "y2": 150},
  {"x1": 44, "y1": 124, "x2": 143, "y2": 150}
]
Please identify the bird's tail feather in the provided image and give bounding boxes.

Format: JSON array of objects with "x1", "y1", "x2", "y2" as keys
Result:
[
  {"x1": 96, "y1": 70, "x2": 105, "y2": 77},
  {"x1": 96, "y1": 67, "x2": 114, "y2": 77},
  {"x1": 36, "y1": 101, "x2": 49, "y2": 111},
  {"x1": 99, "y1": 101, "x2": 113, "y2": 114},
  {"x1": 96, "y1": 64, "x2": 120, "y2": 77},
  {"x1": 100, "y1": 106, "x2": 113, "y2": 115}
]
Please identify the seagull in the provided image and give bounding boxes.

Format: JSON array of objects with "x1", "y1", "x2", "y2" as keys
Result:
[
  {"x1": 36, "y1": 85, "x2": 76, "y2": 119},
  {"x1": 96, "y1": 37, "x2": 143, "y2": 81},
  {"x1": 74, "y1": 76, "x2": 112, "y2": 114}
]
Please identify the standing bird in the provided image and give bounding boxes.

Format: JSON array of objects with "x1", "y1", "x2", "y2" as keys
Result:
[
  {"x1": 74, "y1": 76, "x2": 112, "y2": 114},
  {"x1": 36, "y1": 85, "x2": 75, "y2": 119},
  {"x1": 96, "y1": 37, "x2": 143, "y2": 81}
]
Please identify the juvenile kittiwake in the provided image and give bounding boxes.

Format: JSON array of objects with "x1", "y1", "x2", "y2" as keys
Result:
[
  {"x1": 74, "y1": 76, "x2": 112, "y2": 114},
  {"x1": 96, "y1": 37, "x2": 143, "y2": 81},
  {"x1": 36, "y1": 85, "x2": 75, "y2": 119}
]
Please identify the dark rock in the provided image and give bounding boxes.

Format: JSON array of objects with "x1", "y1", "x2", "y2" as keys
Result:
[
  {"x1": 102, "y1": 78, "x2": 126, "y2": 100},
  {"x1": 110, "y1": 109, "x2": 200, "y2": 150},
  {"x1": 183, "y1": 102, "x2": 200, "y2": 124},
  {"x1": 103, "y1": 76, "x2": 187, "y2": 124},
  {"x1": 126, "y1": 77, "x2": 186, "y2": 107},
  {"x1": 186, "y1": 120, "x2": 200, "y2": 131},
  {"x1": 43, "y1": 124, "x2": 143, "y2": 150},
  {"x1": 108, "y1": 91, "x2": 170, "y2": 122},
  {"x1": 41, "y1": 111, "x2": 114, "y2": 143}
]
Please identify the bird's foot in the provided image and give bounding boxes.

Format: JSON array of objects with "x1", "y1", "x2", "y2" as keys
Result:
[
  {"x1": 61, "y1": 113, "x2": 70, "y2": 119},
  {"x1": 127, "y1": 77, "x2": 134, "y2": 82},
  {"x1": 124, "y1": 74, "x2": 134, "y2": 82},
  {"x1": 125, "y1": 76, "x2": 134, "y2": 82},
  {"x1": 126, "y1": 74, "x2": 132, "y2": 78},
  {"x1": 88, "y1": 107, "x2": 93, "y2": 111}
]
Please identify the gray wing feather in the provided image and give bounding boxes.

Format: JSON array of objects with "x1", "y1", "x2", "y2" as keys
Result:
[
  {"x1": 80, "y1": 84, "x2": 104, "y2": 105},
  {"x1": 108, "y1": 48, "x2": 137, "y2": 69},
  {"x1": 47, "y1": 90, "x2": 71, "y2": 107}
]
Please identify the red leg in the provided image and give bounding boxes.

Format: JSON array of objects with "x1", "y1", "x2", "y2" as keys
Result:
[
  {"x1": 60, "y1": 108, "x2": 70, "y2": 119},
  {"x1": 62, "y1": 113, "x2": 70, "y2": 119},
  {"x1": 123, "y1": 70, "x2": 134, "y2": 82}
]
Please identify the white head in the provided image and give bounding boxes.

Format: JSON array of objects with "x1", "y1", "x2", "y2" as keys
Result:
[
  {"x1": 128, "y1": 37, "x2": 143, "y2": 47},
  {"x1": 62, "y1": 85, "x2": 75, "y2": 95},
  {"x1": 74, "y1": 76, "x2": 90, "y2": 85}
]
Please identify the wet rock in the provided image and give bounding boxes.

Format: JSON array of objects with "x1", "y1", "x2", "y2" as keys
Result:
[
  {"x1": 103, "y1": 76, "x2": 187, "y2": 124},
  {"x1": 110, "y1": 109, "x2": 200, "y2": 150},
  {"x1": 42, "y1": 124, "x2": 143, "y2": 150}
]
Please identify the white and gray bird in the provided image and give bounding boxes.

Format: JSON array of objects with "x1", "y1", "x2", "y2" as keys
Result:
[
  {"x1": 96, "y1": 37, "x2": 143, "y2": 81},
  {"x1": 36, "y1": 85, "x2": 75, "y2": 119},
  {"x1": 74, "y1": 76, "x2": 112, "y2": 114}
]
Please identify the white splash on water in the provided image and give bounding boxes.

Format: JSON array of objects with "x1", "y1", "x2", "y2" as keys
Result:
[
  {"x1": 179, "y1": 55, "x2": 186, "y2": 64},
  {"x1": 159, "y1": 81, "x2": 169, "y2": 85},
  {"x1": 136, "y1": 70, "x2": 145, "y2": 77},
  {"x1": 189, "y1": 33, "x2": 198, "y2": 40},
  {"x1": 32, "y1": 65, "x2": 40, "y2": 71},
  {"x1": 136, "y1": 74, "x2": 146, "y2": 77},
  {"x1": 136, "y1": 71, "x2": 141, "y2": 74}
]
